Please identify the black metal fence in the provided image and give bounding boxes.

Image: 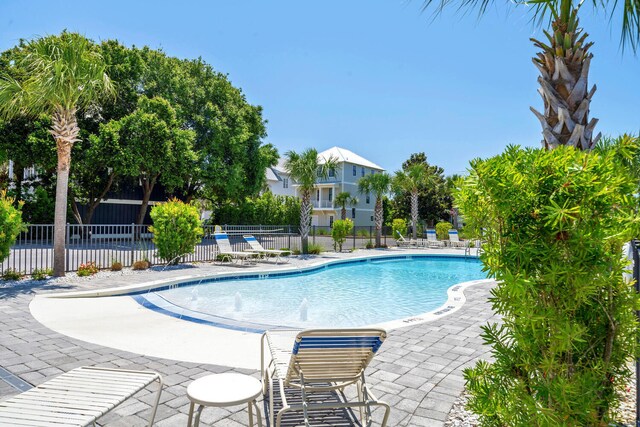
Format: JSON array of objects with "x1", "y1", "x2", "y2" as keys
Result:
[
  {"x1": 310, "y1": 225, "x2": 395, "y2": 251},
  {"x1": 1, "y1": 224, "x2": 301, "y2": 275}
]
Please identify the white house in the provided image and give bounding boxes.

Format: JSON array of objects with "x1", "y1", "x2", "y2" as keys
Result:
[{"x1": 266, "y1": 147, "x2": 385, "y2": 227}]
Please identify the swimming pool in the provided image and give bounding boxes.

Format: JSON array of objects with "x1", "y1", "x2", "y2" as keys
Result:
[{"x1": 134, "y1": 255, "x2": 484, "y2": 330}]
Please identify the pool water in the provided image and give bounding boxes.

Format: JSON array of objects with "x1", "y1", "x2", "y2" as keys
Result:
[{"x1": 148, "y1": 256, "x2": 484, "y2": 329}]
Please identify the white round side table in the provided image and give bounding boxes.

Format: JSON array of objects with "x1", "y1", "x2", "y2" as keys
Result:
[{"x1": 186, "y1": 373, "x2": 263, "y2": 427}]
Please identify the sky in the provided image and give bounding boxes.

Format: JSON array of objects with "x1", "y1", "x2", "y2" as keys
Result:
[{"x1": 1, "y1": 1, "x2": 638, "y2": 176}]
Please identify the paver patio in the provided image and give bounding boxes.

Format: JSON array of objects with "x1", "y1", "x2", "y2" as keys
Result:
[{"x1": 0, "y1": 250, "x2": 497, "y2": 426}]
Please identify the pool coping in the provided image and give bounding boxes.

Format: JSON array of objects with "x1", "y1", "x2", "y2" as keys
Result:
[{"x1": 37, "y1": 252, "x2": 490, "y2": 332}]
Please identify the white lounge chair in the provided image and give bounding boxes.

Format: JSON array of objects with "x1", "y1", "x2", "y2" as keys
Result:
[
  {"x1": 214, "y1": 232, "x2": 258, "y2": 265},
  {"x1": 261, "y1": 328, "x2": 391, "y2": 427},
  {"x1": 425, "y1": 229, "x2": 445, "y2": 248},
  {"x1": 243, "y1": 235, "x2": 289, "y2": 264},
  {"x1": 0, "y1": 366, "x2": 163, "y2": 427},
  {"x1": 395, "y1": 231, "x2": 418, "y2": 248},
  {"x1": 448, "y1": 229, "x2": 468, "y2": 249}
]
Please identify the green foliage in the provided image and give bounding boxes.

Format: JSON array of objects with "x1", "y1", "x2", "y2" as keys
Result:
[
  {"x1": 213, "y1": 192, "x2": 300, "y2": 225},
  {"x1": 307, "y1": 243, "x2": 324, "y2": 255},
  {"x1": 365, "y1": 241, "x2": 374, "y2": 249},
  {"x1": 0, "y1": 190, "x2": 25, "y2": 263},
  {"x1": 332, "y1": 219, "x2": 354, "y2": 252},
  {"x1": 77, "y1": 262, "x2": 99, "y2": 277},
  {"x1": 456, "y1": 145, "x2": 640, "y2": 426},
  {"x1": 392, "y1": 218, "x2": 408, "y2": 239},
  {"x1": 1, "y1": 269, "x2": 23, "y2": 281},
  {"x1": 149, "y1": 198, "x2": 203, "y2": 265},
  {"x1": 31, "y1": 268, "x2": 53, "y2": 280},
  {"x1": 357, "y1": 228, "x2": 371, "y2": 238},
  {"x1": 21, "y1": 186, "x2": 55, "y2": 224},
  {"x1": 435, "y1": 222, "x2": 451, "y2": 240}
]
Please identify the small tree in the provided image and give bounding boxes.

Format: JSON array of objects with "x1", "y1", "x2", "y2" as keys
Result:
[
  {"x1": 332, "y1": 219, "x2": 353, "y2": 252},
  {"x1": 393, "y1": 163, "x2": 431, "y2": 239},
  {"x1": 358, "y1": 173, "x2": 392, "y2": 247},
  {"x1": 0, "y1": 190, "x2": 25, "y2": 262},
  {"x1": 149, "y1": 198, "x2": 203, "y2": 265},
  {"x1": 335, "y1": 192, "x2": 358, "y2": 220},
  {"x1": 456, "y1": 144, "x2": 640, "y2": 425},
  {"x1": 392, "y1": 218, "x2": 408, "y2": 239},
  {"x1": 435, "y1": 221, "x2": 451, "y2": 240}
]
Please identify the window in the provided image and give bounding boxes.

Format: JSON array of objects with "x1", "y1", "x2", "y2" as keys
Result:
[
  {"x1": 283, "y1": 178, "x2": 289, "y2": 189},
  {"x1": 328, "y1": 188, "x2": 333, "y2": 201},
  {"x1": 361, "y1": 167, "x2": 365, "y2": 177},
  {"x1": 351, "y1": 208, "x2": 356, "y2": 219},
  {"x1": 329, "y1": 216, "x2": 334, "y2": 227},
  {"x1": 328, "y1": 168, "x2": 335, "y2": 177},
  {"x1": 370, "y1": 216, "x2": 374, "y2": 222},
  {"x1": 366, "y1": 194, "x2": 370, "y2": 204},
  {"x1": 371, "y1": 169, "x2": 375, "y2": 175},
  {"x1": 352, "y1": 165, "x2": 356, "y2": 176},
  {"x1": 316, "y1": 189, "x2": 320, "y2": 201}
]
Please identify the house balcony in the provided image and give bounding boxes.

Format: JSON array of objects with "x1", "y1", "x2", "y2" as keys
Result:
[{"x1": 312, "y1": 200, "x2": 334, "y2": 209}]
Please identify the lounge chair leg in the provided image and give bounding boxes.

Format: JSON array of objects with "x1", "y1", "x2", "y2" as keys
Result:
[
  {"x1": 147, "y1": 374, "x2": 163, "y2": 427},
  {"x1": 253, "y1": 400, "x2": 263, "y2": 427},
  {"x1": 248, "y1": 401, "x2": 254, "y2": 427}
]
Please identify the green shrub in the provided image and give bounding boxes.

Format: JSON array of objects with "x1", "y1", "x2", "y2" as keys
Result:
[
  {"x1": 149, "y1": 198, "x2": 204, "y2": 265},
  {"x1": 307, "y1": 243, "x2": 323, "y2": 255},
  {"x1": 316, "y1": 228, "x2": 328, "y2": 236},
  {"x1": 31, "y1": 268, "x2": 53, "y2": 280},
  {"x1": 212, "y1": 192, "x2": 300, "y2": 225},
  {"x1": 77, "y1": 262, "x2": 98, "y2": 277},
  {"x1": 132, "y1": 260, "x2": 150, "y2": 270},
  {"x1": 357, "y1": 229, "x2": 371, "y2": 238},
  {"x1": 456, "y1": 144, "x2": 640, "y2": 426},
  {"x1": 332, "y1": 219, "x2": 353, "y2": 252},
  {"x1": 435, "y1": 221, "x2": 451, "y2": 240},
  {"x1": 365, "y1": 241, "x2": 374, "y2": 249},
  {"x1": 392, "y1": 218, "x2": 407, "y2": 239},
  {"x1": 0, "y1": 190, "x2": 25, "y2": 263},
  {"x1": 2, "y1": 269, "x2": 23, "y2": 281},
  {"x1": 292, "y1": 249, "x2": 301, "y2": 255}
]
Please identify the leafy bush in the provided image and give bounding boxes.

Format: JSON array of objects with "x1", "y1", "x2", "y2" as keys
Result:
[
  {"x1": 435, "y1": 221, "x2": 451, "y2": 240},
  {"x1": 21, "y1": 186, "x2": 55, "y2": 224},
  {"x1": 392, "y1": 218, "x2": 407, "y2": 239},
  {"x1": 2, "y1": 269, "x2": 23, "y2": 281},
  {"x1": 110, "y1": 261, "x2": 123, "y2": 271},
  {"x1": 365, "y1": 241, "x2": 374, "y2": 249},
  {"x1": 77, "y1": 262, "x2": 98, "y2": 277},
  {"x1": 307, "y1": 243, "x2": 323, "y2": 255},
  {"x1": 132, "y1": 260, "x2": 150, "y2": 270},
  {"x1": 316, "y1": 228, "x2": 328, "y2": 236},
  {"x1": 332, "y1": 219, "x2": 353, "y2": 252},
  {"x1": 31, "y1": 268, "x2": 53, "y2": 280},
  {"x1": 213, "y1": 192, "x2": 301, "y2": 225},
  {"x1": 0, "y1": 190, "x2": 25, "y2": 263},
  {"x1": 149, "y1": 198, "x2": 203, "y2": 265},
  {"x1": 456, "y1": 144, "x2": 640, "y2": 426},
  {"x1": 357, "y1": 229, "x2": 371, "y2": 238}
]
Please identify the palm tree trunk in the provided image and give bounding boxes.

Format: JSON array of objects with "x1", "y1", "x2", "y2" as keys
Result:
[
  {"x1": 375, "y1": 197, "x2": 383, "y2": 247},
  {"x1": 299, "y1": 190, "x2": 312, "y2": 254},
  {"x1": 411, "y1": 190, "x2": 418, "y2": 240},
  {"x1": 51, "y1": 106, "x2": 80, "y2": 277},
  {"x1": 341, "y1": 206, "x2": 346, "y2": 220},
  {"x1": 530, "y1": 12, "x2": 600, "y2": 150}
]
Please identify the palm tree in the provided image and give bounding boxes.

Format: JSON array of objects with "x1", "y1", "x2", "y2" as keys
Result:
[
  {"x1": 358, "y1": 172, "x2": 392, "y2": 247},
  {"x1": 334, "y1": 191, "x2": 358, "y2": 220},
  {"x1": 419, "y1": 0, "x2": 640, "y2": 150},
  {"x1": 285, "y1": 149, "x2": 337, "y2": 254},
  {"x1": 0, "y1": 32, "x2": 114, "y2": 276},
  {"x1": 393, "y1": 163, "x2": 431, "y2": 239}
]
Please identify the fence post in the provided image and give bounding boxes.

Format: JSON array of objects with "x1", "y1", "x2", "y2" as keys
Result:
[
  {"x1": 312, "y1": 226, "x2": 316, "y2": 244},
  {"x1": 65, "y1": 223, "x2": 70, "y2": 272},
  {"x1": 384, "y1": 226, "x2": 387, "y2": 246},
  {"x1": 353, "y1": 225, "x2": 356, "y2": 249},
  {"x1": 288, "y1": 234, "x2": 291, "y2": 250},
  {"x1": 370, "y1": 225, "x2": 373, "y2": 247},
  {"x1": 130, "y1": 223, "x2": 135, "y2": 266}
]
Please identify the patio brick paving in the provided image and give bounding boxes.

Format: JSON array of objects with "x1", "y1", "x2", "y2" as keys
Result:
[{"x1": 0, "y1": 252, "x2": 498, "y2": 426}]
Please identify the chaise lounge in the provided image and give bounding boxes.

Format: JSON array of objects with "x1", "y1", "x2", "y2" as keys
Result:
[
  {"x1": 214, "y1": 232, "x2": 258, "y2": 265},
  {"x1": 243, "y1": 235, "x2": 290, "y2": 264},
  {"x1": 261, "y1": 328, "x2": 391, "y2": 427}
]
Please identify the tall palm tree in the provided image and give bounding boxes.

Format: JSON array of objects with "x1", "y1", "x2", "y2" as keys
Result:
[
  {"x1": 420, "y1": 0, "x2": 640, "y2": 150},
  {"x1": 335, "y1": 191, "x2": 358, "y2": 220},
  {"x1": 358, "y1": 172, "x2": 392, "y2": 247},
  {"x1": 393, "y1": 163, "x2": 431, "y2": 239},
  {"x1": 0, "y1": 32, "x2": 114, "y2": 276},
  {"x1": 285, "y1": 149, "x2": 337, "y2": 254}
]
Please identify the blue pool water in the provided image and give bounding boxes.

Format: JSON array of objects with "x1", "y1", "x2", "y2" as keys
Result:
[{"x1": 146, "y1": 256, "x2": 484, "y2": 329}]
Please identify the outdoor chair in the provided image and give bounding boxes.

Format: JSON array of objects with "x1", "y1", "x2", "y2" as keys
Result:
[
  {"x1": 214, "y1": 232, "x2": 258, "y2": 265},
  {"x1": 425, "y1": 229, "x2": 445, "y2": 248},
  {"x1": 243, "y1": 234, "x2": 290, "y2": 264},
  {"x1": 395, "y1": 231, "x2": 418, "y2": 248},
  {"x1": 447, "y1": 229, "x2": 468, "y2": 249},
  {"x1": 261, "y1": 328, "x2": 391, "y2": 427},
  {"x1": 0, "y1": 366, "x2": 163, "y2": 427}
]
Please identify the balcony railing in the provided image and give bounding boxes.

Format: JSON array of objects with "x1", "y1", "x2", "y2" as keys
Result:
[{"x1": 312, "y1": 200, "x2": 334, "y2": 209}]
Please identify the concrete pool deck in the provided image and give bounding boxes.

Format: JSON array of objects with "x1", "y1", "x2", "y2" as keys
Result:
[{"x1": 0, "y1": 248, "x2": 498, "y2": 426}]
